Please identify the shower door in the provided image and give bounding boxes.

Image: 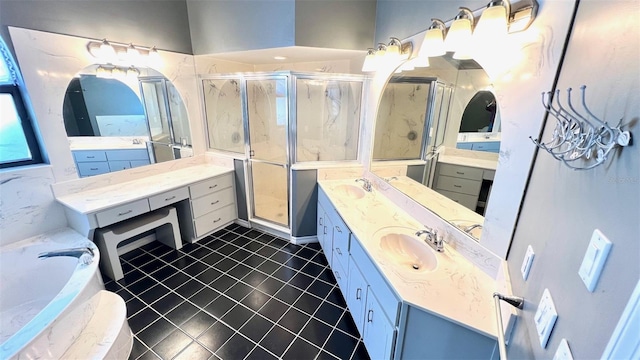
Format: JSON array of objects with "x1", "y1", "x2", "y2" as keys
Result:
[
  {"x1": 245, "y1": 76, "x2": 290, "y2": 229},
  {"x1": 139, "y1": 78, "x2": 175, "y2": 163},
  {"x1": 424, "y1": 81, "x2": 454, "y2": 187}
]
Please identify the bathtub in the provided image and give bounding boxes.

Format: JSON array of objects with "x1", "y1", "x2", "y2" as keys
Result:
[{"x1": 0, "y1": 228, "x2": 132, "y2": 359}]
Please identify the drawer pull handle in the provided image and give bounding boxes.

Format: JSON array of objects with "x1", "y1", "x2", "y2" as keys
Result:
[
  {"x1": 118, "y1": 210, "x2": 133, "y2": 216},
  {"x1": 213, "y1": 217, "x2": 222, "y2": 223},
  {"x1": 319, "y1": 217, "x2": 323, "y2": 226},
  {"x1": 334, "y1": 271, "x2": 340, "y2": 280},
  {"x1": 87, "y1": 156, "x2": 95, "y2": 159},
  {"x1": 356, "y1": 288, "x2": 362, "y2": 300},
  {"x1": 367, "y1": 309, "x2": 373, "y2": 322},
  {"x1": 336, "y1": 248, "x2": 342, "y2": 255},
  {"x1": 211, "y1": 200, "x2": 220, "y2": 205},
  {"x1": 335, "y1": 226, "x2": 342, "y2": 233},
  {"x1": 454, "y1": 185, "x2": 462, "y2": 188},
  {"x1": 456, "y1": 171, "x2": 464, "y2": 175},
  {"x1": 209, "y1": 184, "x2": 218, "y2": 189},
  {"x1": 165, "y1": 196, "x2": 176, "y2": 201},
  {"x1": 323, "y1": 226, "x2": 327, "y2": 235},
  {"x1": 90, "y1": 168, "x2": 99, "y2": 171}
]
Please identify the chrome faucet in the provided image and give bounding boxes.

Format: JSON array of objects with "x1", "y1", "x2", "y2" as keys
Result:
[
  {"x1": 463, "y1": 224, "x2": 483, "y2": 234},
  {"x1": 415, "y1": 227, "x2": 444, "y2": 252},
  {"x1": 355, "y1": 178, "x2": 372, "y2": 192},
  {"x1": 38, "y1": 247, "x2": 94, "y2": 265}
]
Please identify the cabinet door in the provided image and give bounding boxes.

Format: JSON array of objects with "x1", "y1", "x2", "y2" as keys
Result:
[
  {"x1": 347, "y1": 258, "x2": 368, "y2": 336},
  {"x1": 317, "y1": 205, "x2": 333, "y2": 265},
  {"x1": 363, "y1": 289, "x2": 396, "y2": 360}
]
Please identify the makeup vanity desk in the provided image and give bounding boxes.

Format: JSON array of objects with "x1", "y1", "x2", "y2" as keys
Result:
[{"x1": 53, "y1": 164, "x2": 237, "y2": 244}]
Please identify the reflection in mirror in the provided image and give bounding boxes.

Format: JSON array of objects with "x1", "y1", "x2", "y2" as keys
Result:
[
  {"x1": 62, "y1": 65, "x2": 193, "y2": 177},
  {"x1": 371, "y1": 54, "x2": 499, "y2": 241}
]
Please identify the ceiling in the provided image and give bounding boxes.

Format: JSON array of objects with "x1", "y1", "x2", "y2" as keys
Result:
[{"x1": 201, "y1": 46, "x2": 366, "y2": 65}]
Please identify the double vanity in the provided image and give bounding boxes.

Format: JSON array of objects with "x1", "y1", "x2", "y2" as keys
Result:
[{"x1": 317, "y1": 179, "x2": 504, "y2": 359}]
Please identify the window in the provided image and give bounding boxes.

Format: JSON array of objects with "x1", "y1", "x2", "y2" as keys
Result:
[{"x1": 0, "y1": 38, "x2": 43, "y2": 168}]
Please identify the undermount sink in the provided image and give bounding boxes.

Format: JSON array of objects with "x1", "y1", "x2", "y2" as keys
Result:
[
  {"x1": 374, "y1": 227, "x2": 438, "y2": 273},
  {"x1": 334, "y1": 184, "x2": 366, "y2": 199}
]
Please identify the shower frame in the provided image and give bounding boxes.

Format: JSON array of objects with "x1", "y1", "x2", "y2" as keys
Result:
[{"x1": 200, "y1": 71, "x2": 366, "y2": 240}]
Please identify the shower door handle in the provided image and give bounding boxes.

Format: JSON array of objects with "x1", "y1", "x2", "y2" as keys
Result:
[{"x1": 249, "y1": 150, "x2": 255, "y2": 158}]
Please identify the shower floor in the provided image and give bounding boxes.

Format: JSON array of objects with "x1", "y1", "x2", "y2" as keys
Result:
[{"x1": 253, "y1": 194, "x2": 288, "y2": 227}]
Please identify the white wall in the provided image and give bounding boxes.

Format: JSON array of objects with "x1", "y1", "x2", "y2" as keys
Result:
[{"x1": 506, "y1": 1, "x2": 640, "y2": 358}]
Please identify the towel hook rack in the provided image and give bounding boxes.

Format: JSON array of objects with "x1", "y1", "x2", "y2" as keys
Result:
[{"x1": 530, "y1": 85, "x2": 632, "y2": 170}]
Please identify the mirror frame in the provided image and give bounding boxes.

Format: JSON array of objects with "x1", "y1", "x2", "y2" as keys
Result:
[{"x1": 363, "y1": 8, "x2": 575, "y2": 259}]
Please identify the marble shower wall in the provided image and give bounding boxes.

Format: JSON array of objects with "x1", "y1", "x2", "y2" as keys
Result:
[
  {"x1": 203, "y1": 78, "x2": 245, "y2": 154},
  {"x1": 372, "y1": 82, "x2": 430, "y2": 160},
  {"x1": 296, "y1": 78, "x2": 362, "y2": 162}
]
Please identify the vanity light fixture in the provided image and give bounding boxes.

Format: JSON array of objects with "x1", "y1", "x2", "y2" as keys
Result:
[
  {"x1": 361, "y1": 48, "x2": 377, "y2": 72},
  {"x1": 419, "y1": 19, "x2": 447, "y2": 58},
  {"x1": 386, "y1": 37, "x2": 403, "y2": 60},
  {"x1": 87, "y1": 39, "x2": 161, "y2": 68},
  {"x1": 95, "y1": 65, "x2": 111, "y2": 79},
  {"x1": 99, "y1": 39, "x2": 117, "y2": 61},
  {"x1": 445, "y1": 8, "x2": 475, "y2": 59},
  {"x1": 126, "y1": 66, "x2": 140, "y2": 80},
  {"x1": 474, "y1": 0, "x2": 510, "y2": 43}
]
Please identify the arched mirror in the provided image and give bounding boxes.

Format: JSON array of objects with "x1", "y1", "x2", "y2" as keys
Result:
[
  {"x1": 370, "y1": 54, "x2": 499, "y2": 241},
  {"x1": 62, "y1": 64, "x2": 193, "y2": 177}
]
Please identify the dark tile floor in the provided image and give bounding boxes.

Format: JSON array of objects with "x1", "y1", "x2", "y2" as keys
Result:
[{"x1": 103, "y1": 224, "x2": 370, "y2": 360}]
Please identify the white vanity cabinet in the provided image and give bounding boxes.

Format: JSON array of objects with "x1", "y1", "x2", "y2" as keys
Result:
[
  {"x1": 178, "y1": 173, "x2": 237, "y2": 243},
  {"x1": 73, "y1": 149, "x2": 150, "y2": 177},
  {"x1": 318, "y1": 187, "x2": 400, "y2": 360},
  {"x1": 434, "y1": 162, "x2": 494, "y2": 213}
]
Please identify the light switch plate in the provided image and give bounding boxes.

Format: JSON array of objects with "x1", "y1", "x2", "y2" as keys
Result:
[
  {"x1": 553, "y1": 339, "x2": 574, "y2": 360},
  {"x1": 578, "y1": 229, "x2": 612, "y2": 292},
  {"x1": 534, "y1": 288, "x2": 558, "y2": 348},
  {"x1": 521, "y1": 245, "x2": 535, "y2": 280}
]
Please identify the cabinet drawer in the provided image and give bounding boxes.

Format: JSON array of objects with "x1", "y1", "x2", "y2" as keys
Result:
[
  {"x1": 73, "y1": 150, "x2": 107, "y2": 162},
  {"x1": 105, "y1": 149, "x2": 149, "y2": 161},
  {"x1": 435, "y1": 175, "x2": 482, "y2": 196},
  {"x1": 472, "y1": 141, "x2": 500, "y2": 152},
  {"x1": 149, "y1": 187, "x2": 189, "y2": 211},
  {"x1": 77, "y1": 162, "x2": 110, "y2": 177},
  {"x1": 435, "y1": 189, "x2": 479, "y2": 210},
  {"x1": 108, "y1": 161, "x2": 131, "y2": 172},
  {"x1": 350, "y1": 236, "x2": 400, "y2": 324},
  {"x1": 332, "y1": 224, "x2": 350, "y2": 272},
  {"x1": 131, "y1": 160, "x2": 151, "y2": 168},
  {"x1": 332, "y1": 255, "x2": 349, "y2": 295},
  {"x1": 96, "y1": 199, "x2": 150, "y2": 227},
  {"x1": 194, "y1": 204, "x2": 236, "y2": 238},
  {"x1": 437, "y1": 163, "x2": 484, "y2": 181},
  {"x1": 191, "y1": 187, "x2": 235, "y2": 218},
  {"x1": 189, "y1": 173, "x2": 233, "y2": 199}
]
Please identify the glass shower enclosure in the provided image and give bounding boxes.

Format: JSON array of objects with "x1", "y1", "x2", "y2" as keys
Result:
[{"x1": 202, "y1": 72, "x2": 364, "y2": 234}]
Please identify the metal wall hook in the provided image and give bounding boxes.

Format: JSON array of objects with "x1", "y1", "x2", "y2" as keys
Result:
[{"x1": 531, "y1": 85, "x2": 632, "y2": 170}]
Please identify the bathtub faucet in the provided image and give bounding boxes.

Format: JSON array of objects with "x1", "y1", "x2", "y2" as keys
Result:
[{"x1": 38, "y1": 247, "x2": 94, "y2": 265}]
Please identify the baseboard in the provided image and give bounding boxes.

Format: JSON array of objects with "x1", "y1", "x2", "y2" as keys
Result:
[
  {"x1": 234, "y1": 219, "x2": 251, "y2": 228},
  {"x1": 290, "y1": 235, "x2": 319, "y2": 245}
]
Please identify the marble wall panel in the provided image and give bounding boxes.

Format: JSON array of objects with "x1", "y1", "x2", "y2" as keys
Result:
[
  {"x1": 372, "y1": 82, "x2": 430, "y2": 160},
  {"x1": 202, "y1": 78, "x2": 245, "y2": 154}
]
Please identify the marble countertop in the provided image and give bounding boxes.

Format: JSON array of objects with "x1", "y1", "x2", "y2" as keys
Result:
[
  {"x1": 438, "y1": 155, "x2": 498, "y2": 171},
  {"x1": 55, "y1": 165, "x2": 233, "y2": 214},
  {"x1": 387, "y1": 176, "x2": 485, "y2": 226},
  {"x1": 319, "y1": 179, "x2": 499, "y2": 339}
]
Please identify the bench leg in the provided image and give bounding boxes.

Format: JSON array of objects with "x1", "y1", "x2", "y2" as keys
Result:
[
  {"x1": 156, "y1": 222, "x2": 183, "y2": 250},
  {"x1": 96, "y1": 235, "x2": 124, "y2": 281}
]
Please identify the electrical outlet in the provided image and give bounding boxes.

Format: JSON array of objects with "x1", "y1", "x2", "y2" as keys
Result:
[
  {"x1": 534, "y1": 289, "x2": 558, "y2": 348},
  {"x1": 578, "y1": 229, "x2": 612, "y2": 292},
  {"x1": 521, "y1": 245, "x2": 535, "y2": 280},
  {"x1": 553, "y1": 339, "x2": 574, "y2": 360}
]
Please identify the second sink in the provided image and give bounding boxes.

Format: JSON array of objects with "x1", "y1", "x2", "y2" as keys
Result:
[
  {"x1": 334, "y1": 184, "x2": 366, "y2": 199},
  {"x1": 375, "y1": 227, "x2": 438, "y2": 273}
]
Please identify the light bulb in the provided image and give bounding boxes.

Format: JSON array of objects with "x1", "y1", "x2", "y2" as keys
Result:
[
  {"x1": 148, "y1": 46, "x2": 162, "y2": 67},
  {"x1": 99, "y1": 39, "x2": 116, "y2": 61},
  {"x1": 127, "y1": 44, "x2": 141, "y2": 64},
  {"x1": 419, "y1": 20, "x2": 446, "y2": 58},
  {"x1": 445, "y1": 18, "x2": 473, "y2": 53},
  {"x1": 474, "y1": 2, "x2": 508, "y2": 43},
  {"x1": 361, "y1": 49, "x2": 377, "y2": 72}
]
